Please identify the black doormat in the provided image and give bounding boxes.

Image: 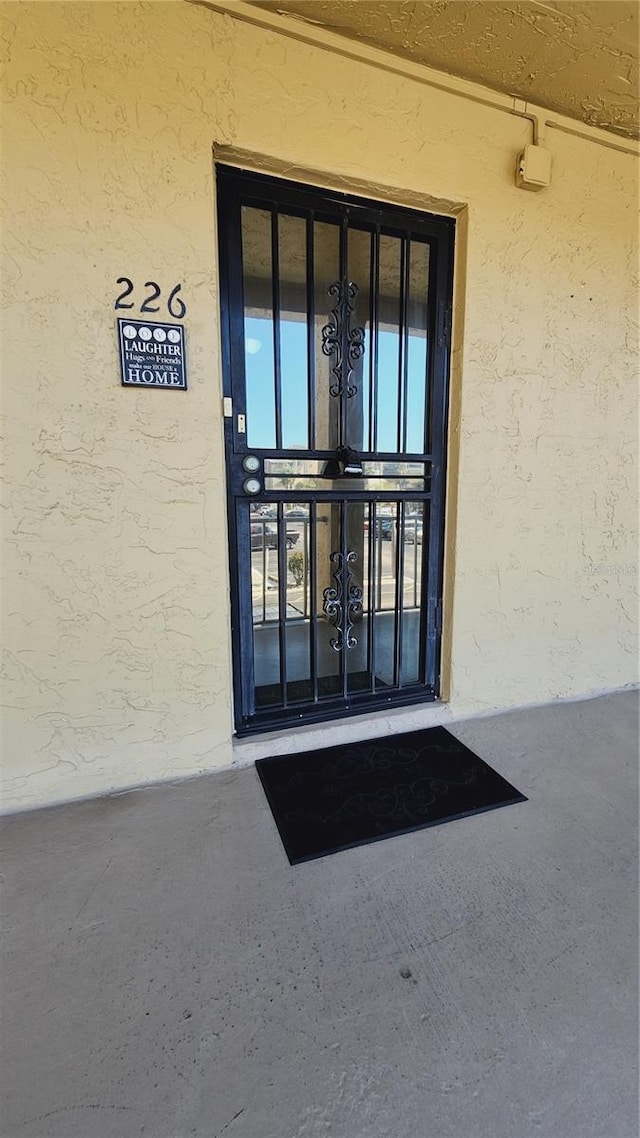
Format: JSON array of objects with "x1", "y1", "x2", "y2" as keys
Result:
[{"x1": 256, "y1": 726, "x2": 527, "y2": 864}]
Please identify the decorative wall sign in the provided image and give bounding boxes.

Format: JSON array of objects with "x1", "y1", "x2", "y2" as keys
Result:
[{"x1": 118, "y1": 319, "x2": 187, "y2": 389}]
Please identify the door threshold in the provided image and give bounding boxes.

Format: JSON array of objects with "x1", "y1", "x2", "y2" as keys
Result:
[{"x1": 232, "y1": 698, "x2": 452, "y2": 767}]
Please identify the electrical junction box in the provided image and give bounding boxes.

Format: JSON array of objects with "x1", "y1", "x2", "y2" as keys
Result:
[{"x1": 516, "y1": 144, "x2": 552, "y2": 191}]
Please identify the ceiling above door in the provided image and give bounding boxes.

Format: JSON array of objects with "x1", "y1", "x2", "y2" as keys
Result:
[{"x1": 249, "y1": 1, "x2": 638, "y2": 139}]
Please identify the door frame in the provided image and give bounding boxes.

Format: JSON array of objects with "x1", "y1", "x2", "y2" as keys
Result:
[{"x1": 216, "y1": 164, "x2": 455, "y2": 736}]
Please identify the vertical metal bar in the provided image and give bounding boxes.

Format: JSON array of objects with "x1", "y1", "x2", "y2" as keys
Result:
[
  {"x1": 303, "y1": 517, "x2": 309, "y2": 619},
  {"x1": 341, "y1": 498, "x2": 348, "y2": 700},
  {"x1": 367, "y1": 499, "x2": 377, "y2": 691},
  {"x1": 309, "y1": 502, "x2": 318, "y2": 702},
  {"x1": 424, "y1": 230, "x2": 453, "y2": 688},
  {"x1": 276, "y1": 501, "x2": 288, "y2": 707},
  {"x1": 271, "y1": 208, "x2": 283, "y2": 451},
  {"x1": 396, "y1": 238, "x2": 407, "y2": 454},
  {"x1": 236, "y1": 501, "x2": 256, "y2": 719},
  {"x1": 261, "y1": 529, "x2": 267, "y2": 623},
  {"x1": 306, "y1": 215, "x2": 316, "y2": 450},
  {"x1": 376, "y1": 509, "x2": 383, "y2": 611},
  {"x1": 413, "y1": 523, "x2": 419, "y2": 610},
  {"x1": 425, "y1": 239, "x2": 438, "y2": 457},
  {"x1": 339, "y1": 217, "x2": 348, "y2": 448},
  {"x1": 370, "y1": 228, "x2": 380, "y2": 454},
  {"x1": 392, "y1": 501, "x2": 405, "y2": 687},
  {"x1": 420, "y1": 243, "x2": 440, "y2": 686},
  {"x1": 418, "y1": 500, "x2": 429, "y2": 686},
  {"x1": 398, "y1": 500, "x2": 407, "y2": 686},
  {"x1": 400, "y1": 238, "x2": 411, "y2": 453}
]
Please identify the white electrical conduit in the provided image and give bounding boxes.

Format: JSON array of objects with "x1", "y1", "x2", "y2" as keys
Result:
[{"x1": 188, "y1": 0, "x2": 639, "y2": 158}]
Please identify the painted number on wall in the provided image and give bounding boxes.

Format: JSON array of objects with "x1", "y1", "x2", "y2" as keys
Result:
[{"x1": 114, "y1": 279, "x2": 187, "y2": 319}]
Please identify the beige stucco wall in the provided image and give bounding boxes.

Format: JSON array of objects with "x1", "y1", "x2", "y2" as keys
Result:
[{"x1": 1, "y1": 1, "x2": 637, "y2": 810}]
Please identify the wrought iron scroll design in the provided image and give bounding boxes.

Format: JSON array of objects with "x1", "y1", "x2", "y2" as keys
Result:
[
  {"x1": 322, "y1": 550, "x2": 363, "y2": 652},
  {"x1": 321, "y1": 281, "x2": 365, "y2": 398}
]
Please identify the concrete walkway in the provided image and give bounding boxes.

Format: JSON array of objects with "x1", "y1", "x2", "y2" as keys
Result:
[{"x1": 1, "y1": 692, "x2": 638, "y2": 1138}]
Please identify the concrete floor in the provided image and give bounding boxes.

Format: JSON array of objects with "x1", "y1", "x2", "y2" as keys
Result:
[{"x1": 1, "y1": 692, "x2": 638, "y2": 1138}]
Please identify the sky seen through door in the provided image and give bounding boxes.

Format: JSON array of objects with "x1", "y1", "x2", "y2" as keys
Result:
[{"x1": 244, "y1": 316, "x2": 429, "y2": 453}]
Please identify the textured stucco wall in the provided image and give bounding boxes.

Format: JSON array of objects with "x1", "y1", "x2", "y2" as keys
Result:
[
  {"x1": 253, "y1": 0, "x2": 640, "y2": 140},
  {"x1": 1, "y1": 1, "x2": 637, "y2": 809}
]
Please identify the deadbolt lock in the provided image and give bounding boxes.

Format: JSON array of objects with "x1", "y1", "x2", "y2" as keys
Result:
[{"x1": 243, "y1": 477, "x2": 261, "y2": 496}]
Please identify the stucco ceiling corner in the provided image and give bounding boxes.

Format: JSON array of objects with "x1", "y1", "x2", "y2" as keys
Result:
[{"x1": 249, "y1": 0, "x2": 639, "y2": 139}]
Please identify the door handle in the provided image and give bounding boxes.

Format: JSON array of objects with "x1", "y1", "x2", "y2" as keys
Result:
[{"x1": 322, "y1": 446, "x2": 363, "y2": 479}]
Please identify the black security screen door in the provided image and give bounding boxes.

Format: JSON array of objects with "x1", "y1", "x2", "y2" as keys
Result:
[{"x1": 217, "y1": 166, "x2": 454, "y2": 735}]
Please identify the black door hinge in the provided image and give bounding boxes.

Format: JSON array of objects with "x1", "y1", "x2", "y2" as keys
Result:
[
  {"x1": 438, "y1": 303, "x2": 452, "y2": 347},
  {"x1": 434, "y1": 598, "x2": 443, "y2": 634}
]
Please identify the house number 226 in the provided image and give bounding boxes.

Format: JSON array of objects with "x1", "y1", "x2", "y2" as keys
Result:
[{"x1": 114, "y1": 278, "x2": 187, "y2": 319}]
